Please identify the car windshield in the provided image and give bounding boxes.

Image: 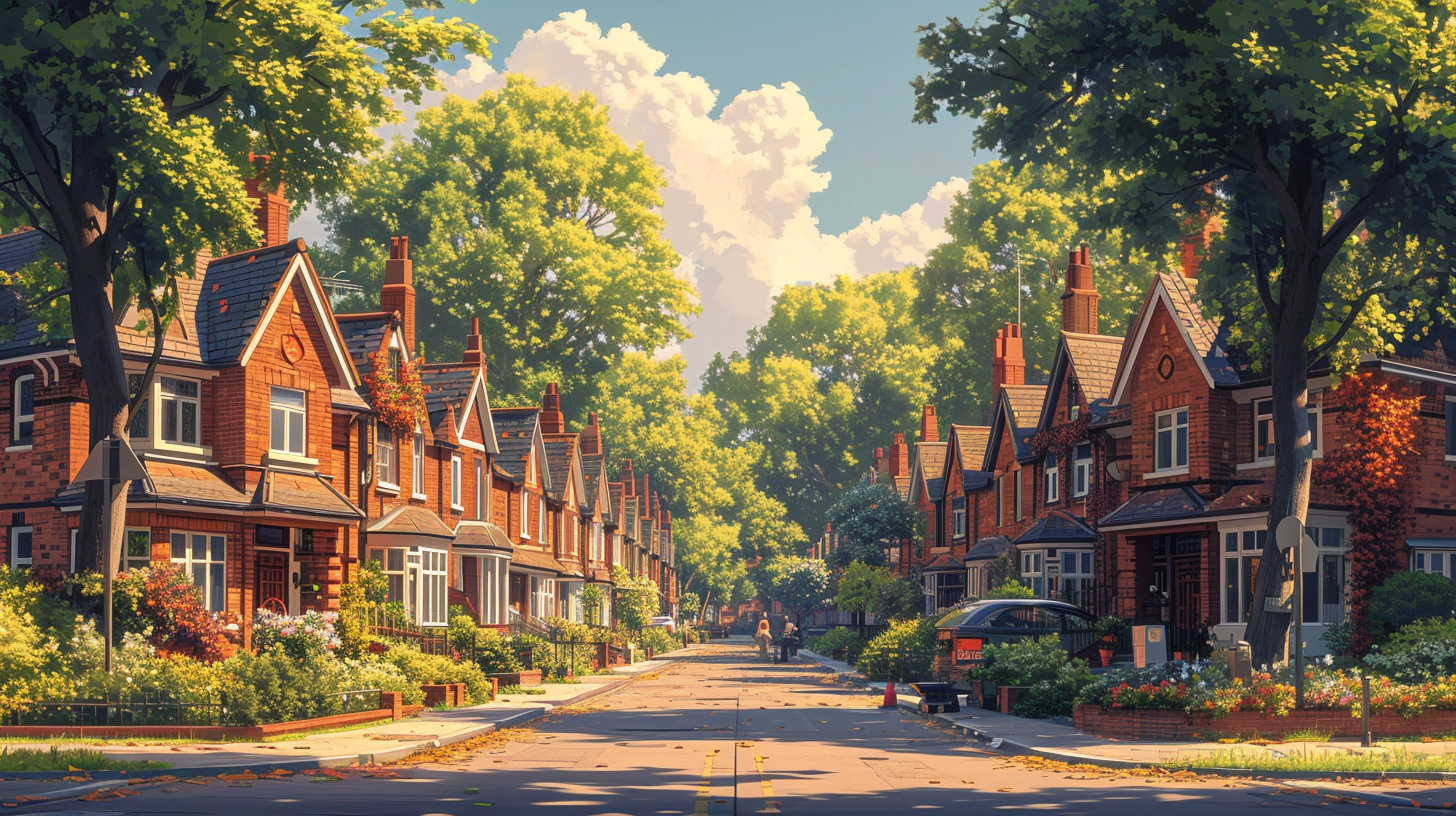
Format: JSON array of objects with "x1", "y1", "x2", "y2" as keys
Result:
[{"x1": 936, "y1": 602, "x2": 997, "y2": 628}]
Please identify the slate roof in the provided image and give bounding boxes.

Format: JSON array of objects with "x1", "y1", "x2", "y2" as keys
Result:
[
  {"x1": 57, "y1": 458, "x2": 362, "y2": 519},
  {"x1": 336, "y1": 313, "x2": 391, "y2": 375},
  {"x1": 1012, "y1": 511, "x2": 1097, "y2": 545},
  {"x1": 581, "y1": 454, "x2": 606, "y2": 517},
  {"x1": 543, "y1": 436, "x2": 577, "y2": 502},
  {"x1": 368, "y1": 504, "x2": 455, "y2": 538},
  {"x1": 914, "y1": 441, "x2": 948, "y2": 503},
  {"x1": 1099, "y1": 487, "x2": 1207, "y2": 528},
  {"x1": 331, "y1": 387, "x2": 371, "y2": 412},
  {"x1": 492, "y1": 408, "x2": 539, "y2": 482},
  {"x1": 1061, "y1": 332, "x2": 1124, "y2": 402},
  {"x1": 964, "y1": 535, "x2": 1014, "y2": 563},
  {"x1": 255, "y1": 467, "x2": 364, "y2": 519},
  {"x1": 607, "y1": 482, "x2": 624, "y2": 527},
  {"x1": 196, "y1": 241, "x2": 303, "y2": 366},
  {"x1": 950, "y1": 425, "x2": 990, "y2": 477},
  {"x1": 421, "y1": 366, "x2": 476, "y2": 435},
  {"x1": 453, "y1": 521, "x2": 514, "y2": 553},
  {"x1": 1002, "y1": 385, "x2": 1047, "y2": 429},
  {"x1": 0, "y1": 229, "x2": 68, "y2": 357},
  {"x1": 922, "y1": 553, "x2": 964, "y2": 574}
]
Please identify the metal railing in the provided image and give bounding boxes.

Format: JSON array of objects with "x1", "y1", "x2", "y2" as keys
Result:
[
  {"x1": 8, "y1": 688, "x2": 383, "y2": 727},
  {"x1": 364, "y1": 604, "x2": 450, "y2": 655}
]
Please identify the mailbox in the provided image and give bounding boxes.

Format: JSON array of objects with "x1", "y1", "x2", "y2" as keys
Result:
[
  {"x1": 1227, "y1": 640, "x2": 1253, "y2": 683},
  {"x1": 1132, "y1": 624, "x2": 1168, "y2": 667}
]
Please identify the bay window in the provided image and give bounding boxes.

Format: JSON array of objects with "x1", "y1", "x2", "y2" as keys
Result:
[
  {"x1": 1155, "y1": 408, "x2": 1189, "y2": 472},
  {"x1": 170, "y1": 531, "x2": 226, "y2": 612},
  {"x1": 369, "y1": 548, "x2": 406, "y2": 604},
  {"x1": 1059, "y1": 550, "x2": 1095, "y2": 609}
]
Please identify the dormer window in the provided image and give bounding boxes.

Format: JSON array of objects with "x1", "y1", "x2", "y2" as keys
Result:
[
  {"x1": 11, "y1": 373, "x2": 33, "y2": 447},
  {"x1": 160, "y1": 377, "x2": 200, "y2": 446}
]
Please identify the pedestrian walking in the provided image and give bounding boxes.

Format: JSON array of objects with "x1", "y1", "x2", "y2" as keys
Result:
[
  {"x1": 780, "y1": 620, "x2": 798, "y2": 662},
  {"x1": 755, "y1": 618, "x2": 772, "y2": 661}
]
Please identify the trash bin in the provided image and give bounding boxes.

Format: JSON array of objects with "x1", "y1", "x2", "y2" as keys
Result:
[{"x1": 909, "y1": 681, "x2": 961, "y2": 714}]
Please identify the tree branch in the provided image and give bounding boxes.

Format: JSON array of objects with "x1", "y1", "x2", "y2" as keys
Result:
[
  {"x1": 128, "y1": 247, "x2": 169, "y2": 419},
  {"x1": 164, "y1": 85, "x2": 233, "y2": 121},
  {"x1": 1306, "y1": 284, "x2": 1390, "y2": 364},
  {"x1": 1245, "y1": 199, "x2": 1279, "y2": 325},
  {"x1": 1250, "y1": 124, "x2": 1304, "y2": 246}
]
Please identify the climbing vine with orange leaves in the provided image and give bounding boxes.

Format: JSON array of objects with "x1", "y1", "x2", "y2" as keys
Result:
[
  {"x1": 1314, "y1": 373, "x2": 1425, "y2": 656},
  {"x1": 366, "y1": 350, "x2": 430, "y2": 434}
]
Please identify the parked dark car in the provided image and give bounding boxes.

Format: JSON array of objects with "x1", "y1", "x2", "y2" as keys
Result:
[{"x1": 934, "y1": 599, "x2": 1098, "y2": 687}]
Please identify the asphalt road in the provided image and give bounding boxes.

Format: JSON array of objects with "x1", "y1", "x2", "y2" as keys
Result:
[{"x1": 19, "y1": 643, "x2": 1452, "y2": 815}]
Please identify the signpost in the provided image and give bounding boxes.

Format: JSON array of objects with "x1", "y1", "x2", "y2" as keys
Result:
[
  {"x1": 1275, "y1": 516, "x2": 1316, "y2": 709},
  {"x1": 74, "y1": 435, "x2": 147, "y2": 673}
]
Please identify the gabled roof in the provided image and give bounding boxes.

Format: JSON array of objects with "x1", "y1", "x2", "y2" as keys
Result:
[
  {"x1": 543, "y1": 435, "x2": 586, "y2": 507},
  {"x1": 1099, "y1": 486, "x2": 1207, "y2": 529},
  {"x1": 1012, "y1": 511, "x2": 1097, "y2": 545},
  {"x1": 983, "y1": 385, "x2": 1046, "y2": 469},
  {"x1": 607, "y1": 481, "x2": 625, "y2": 528},
  {"x1": 1036, "y1": 331, "x2": 1124, "y2": 431},
  {"x1": 336, "y1": 313, "x2": 393, "y2": 377},
  {"x1": 965, "y1": 535, "x2": 1014, "y2": 563},
  {"x1": 910, "y1": 441, "x2": 948, "y2": 505},
  {"x1": 492, "y1": 407, "x2": 550, "y2": 493},
  {"x1": 581, "y1": 453, "x2": 609, "y2": 519},
  {"x1": 921, "y1": 552, "x2": 964, "y2": 574},
  {"x1": 1109, "y1": 273, "x2": 1241, "y2": 404}
]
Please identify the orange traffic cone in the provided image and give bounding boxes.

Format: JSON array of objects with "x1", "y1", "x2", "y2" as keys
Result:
[{"x1": 882, "y1": 681, "x2": 898, "y2": 709}]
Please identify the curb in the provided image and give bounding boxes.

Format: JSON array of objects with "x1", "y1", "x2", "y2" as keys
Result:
[{"x1": 6, "y1": 676, "x2": 640, "y2": 809}]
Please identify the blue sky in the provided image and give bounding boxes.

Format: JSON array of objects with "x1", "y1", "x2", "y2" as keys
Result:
[{"x1": 457, "y1": 1, "x2": 988, "y2": 234}]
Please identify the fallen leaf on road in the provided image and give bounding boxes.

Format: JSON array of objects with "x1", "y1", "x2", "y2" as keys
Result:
[
  {"x1": 182, "y1": 777, "x2": 209, "y2": 786},
  {"x1": 218, "y1": 771, "x2": 259, "y2": 781},
  {"x1": 160, "y1": 787, "x2": 178, "y2": 793},
  {"x1": 464, "y1": 787, "x2": 479, "y2": 794},
  {"x1": 365, "y1": 770, "x2": 402, "y2": 779}
]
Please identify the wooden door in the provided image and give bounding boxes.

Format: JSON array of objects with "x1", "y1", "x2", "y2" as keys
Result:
[
  {"x1": 509, "y1": 573, "x2": 528, "y2": 614},
  {"x1": 257, "y1": 551, "x2": 287, "y2": 613}
]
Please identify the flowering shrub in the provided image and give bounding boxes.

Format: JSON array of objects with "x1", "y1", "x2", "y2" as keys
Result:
[
  {"x1": 1109, "y1": 680, "x2": 1192, "y2": 711},
  {"x1": 112, "y1": 565, "x2": 237, "y2": 663},
  {"x1": 253, "y1": 609, "x2": 341, "y2": 660},
  {"x1": 1076, "y1": 660, "x2": 1226, "y2": 710},
  {"x1": 1203, "y1": 673, "x2": 1296, "y2": 717}
]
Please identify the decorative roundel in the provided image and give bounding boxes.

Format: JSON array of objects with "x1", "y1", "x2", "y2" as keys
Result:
[
  {"x1": 1157, "y1": 354, "x2": 1176, "y2": 381},
  {"x1": 281, "y1": 333, "x2": 306, "y2": 365}
]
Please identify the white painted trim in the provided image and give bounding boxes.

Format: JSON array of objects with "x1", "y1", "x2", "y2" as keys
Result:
[
  {"x1": 237, "y1": 254, "x2": 360, "y2": 390},
  {"x1": 459, "y1": 438, "x2": 485, "y2": 452},
  {"x1": 4, "y1": 444, "x2": 33, "y2": 453},
  {"x1": 377, "y1": 481, "x2": 401, "y2": 495},
  {"x1": 265, "y1": 451, "x2": 319, "y2": 467},
  {"x1": 1111, "y1": 282, "x2": 1216, "y2": 405},
  {"x1": 0, "y1": 349, "x2": 69, "y2": 366},
  {"x1": 1141, "y1": 467, "x2": 1189, "y2": 480},
  {"x1": 123, "y1": 361, "x2": 222, "y2": 381}
]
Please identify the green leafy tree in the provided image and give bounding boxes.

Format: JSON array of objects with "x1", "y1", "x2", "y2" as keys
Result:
[
  {"x1": 913, "y1": 0, "x2": 1456, "y2": 664},
  {"x1": 0, "y1": 0, "x2": 487, "y2": 571},
  {"x1": 823, "y1": 483, "x2": 922, "y2": 569},
  {"x1": 705, "y1": 269, "x2": 935, "y2": 535},
  {"x1": 322, "y1": 76, "x2": 697, "y2": 405},
  {"x1": 755, "y1": 556, "x2": 833, "y2": 623},
  {"x1": 611, "y1": 566, "x2": 661, "y2": 630},
  {"x1": 834, "y1": 561, "x2": 925, "y2": 621},
  {"x1": 1368, "y1": 572, "x2": 1456, "y2": 643}
]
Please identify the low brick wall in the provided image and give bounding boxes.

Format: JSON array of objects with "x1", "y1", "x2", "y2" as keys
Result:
[
  {"x1": 489, "y1": 670, "x2": 543, "y2": 687},
  {"x1": 997, "y1": 686, "x2": 1031, "y2": 715},
  {"x1": 1073, "y1": 705, "x2": 1456, "y2": 740},
  {"x1": 0, "y1": 692, "x2": 409, "y2": 741},
  {"x1": 422, "y1": 682, "x2": 469, "y2": 708}
]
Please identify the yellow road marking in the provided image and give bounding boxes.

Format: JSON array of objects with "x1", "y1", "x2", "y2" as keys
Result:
[
  {"x1": 754, "y1": 754, "x2": 778, "y2": 814},
  {"x1": 694, "y1": 754, "x2": 715, "y2": 815}
]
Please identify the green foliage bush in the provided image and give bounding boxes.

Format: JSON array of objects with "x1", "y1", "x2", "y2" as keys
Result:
[
  {"x1": 976, "y1": 637, "x2": 1066, "y2": 688},
  {"x1": 638, "y1": 625, "x2": 681, "y2": 657},
  {"x1": 1384, "y1": 618, "x2": 1456, "y2": 653},
  {"x1": 382, "y1": 645, "x2": 493, "y2": 704},
  {"x1": 856, "y1": 617, "x2": 936, "y2": 681},
  {"x1": 612, "y1": 566, "x2": 661, "y2": 630},
  {"x1": 1369, "y1": 572, "x2": 1456, "y2": 642},
  {"x1": 1017, "y1": 661, "x2": 1096, "y2": 719},
  {"x1": 219, "y1": 648, "x2": 349, "y2": 726},
  {"x1": 808, "y1": 627, "x2": 864, "y2": 662},
  {"x1": 987, "y1": 581, "x2": 1033, "y2": 600}
]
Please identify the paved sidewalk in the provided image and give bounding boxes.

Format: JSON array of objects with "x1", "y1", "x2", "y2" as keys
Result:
[
  {"x1": 799, "y1": 649, "x2": 1456, "y2": 784},
  {"x1": 0, "y1": 646, "x2": 708, "y2": 807}
]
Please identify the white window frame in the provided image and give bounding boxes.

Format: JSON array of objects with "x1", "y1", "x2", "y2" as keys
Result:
[
  {"x1": 1058, "y1": 549, "x2": 1095, "y2": 608},
  {"x1": 1044, "y1": 452, "x2": 1059, "y2": 504},
  {"x1": 419, "y1": 547, "x2": 448, "y2": 627},
  {"x1": 1021, "y1": 550, "x2": 1044, "y2": 597},
  {"x1": 1154, "y1": 407, "x2": 1189, "y2": 473},
  {"x1": 474, "y1": 459, "x2": 485, "y2": 520},
  {"x1": 1254, "y1": 396, "x2": 1323, "y2": 462},
  {"x1": 9, "y1": 525, "x2": 32, "y2": 567},
  {"x1": 411, "y1": 430, "x2": 426, "y2": 500},
  {"x1": 376, "y1": 423, "x2": 398, "y2": 490},
  {"x1": 1072, "y1": 442, "x2": 1093, "y2": 499},
  {"x1": 370, "y1": 547, "x2": 407, "y2": 606},
  {"x1": 538, "y1": 496, "x2": 546, "y2": 541},
  {"x1": 159, "y1": 376, "x2": 201, "y2": 446},
  {"x1": 11, "y1": 373, "x2": 34, "y2": 448},
  {"x1": 952, "y1": 498, "x2": 966, "y2": 539},
  {"x1": 450, "y1": 455, "x2": 463, "y2": 511},
  {"x1": 268, "y1": 386, "x2": 307, "y2": 457},
  {"x1": 170, "y1": 531, "x2": 226, "y2": 612},
  {"x1": 521, "y1": 490, "x2": 532, "y2": 539},
  {"x1": 123, "y1": 527, "x2": 152, "y2": 571}
]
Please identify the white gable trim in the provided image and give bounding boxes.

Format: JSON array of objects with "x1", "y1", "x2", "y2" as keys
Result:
[
  {"x1": 238, "y1": 253, "x2": 360, "y2": 390},
  {"x1": 458, "y1": 372, "x2": 499, "y2": 455},
  {"x1": 1109, "y1": 281, "x2": 1215, "y2": 405}
]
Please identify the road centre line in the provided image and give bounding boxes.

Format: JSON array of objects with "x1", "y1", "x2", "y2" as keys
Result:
[
  {"x1": 754, "y1": 754, "x2": 778, "y2": 814},
  {"x1": 695, "y1": 754, "x2": 716, "y2": 816}
]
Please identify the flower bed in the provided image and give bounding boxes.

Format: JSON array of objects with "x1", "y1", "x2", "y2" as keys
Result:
[{"x1": 1074, "y1": 705, "x2": 1456, "y2": 740}]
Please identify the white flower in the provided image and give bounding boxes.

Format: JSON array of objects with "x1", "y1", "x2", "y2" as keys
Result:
[{"x1": 1323, "y1": 654, "x2": 1334, "y2": 666}]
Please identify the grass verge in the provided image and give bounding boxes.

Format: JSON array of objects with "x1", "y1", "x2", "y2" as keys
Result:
[
  {"x1": 0, "y1": 746, "x2": 171, "y2": 772},
  {"x1": 1167, "y1": 747, "x2": 1456, "y2": 774}
]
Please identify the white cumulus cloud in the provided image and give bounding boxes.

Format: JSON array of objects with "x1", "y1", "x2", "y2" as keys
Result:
[{"x1": 408, "y1": 11, "x2": 967, "y2": 385}]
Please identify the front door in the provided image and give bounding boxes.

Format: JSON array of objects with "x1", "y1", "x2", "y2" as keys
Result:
[
  {"x1": 257, "y1": 550, "x2": 287, "y2": 614},
  {"x1": 509, "y1": 573, "x2": 528, "y2": 615}
]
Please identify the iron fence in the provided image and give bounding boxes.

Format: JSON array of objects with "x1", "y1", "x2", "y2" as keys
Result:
[
  {"x1": 7, "y1": 688, "x2": 383, "y2": 727},
  {"x1": 364, "y1": 604, "x2": 450, "y2": 655}
]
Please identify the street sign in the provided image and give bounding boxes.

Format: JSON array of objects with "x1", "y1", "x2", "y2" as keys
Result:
[
  {"x1": 1300, "y1": 534, "x2": 1319, "y2": 572},
  {"x1": 952, "y1": 637, "x2": 983, "y2": 665},
  {"x1": 75, "y1": 436, "x2": 147, "y2": 484}
]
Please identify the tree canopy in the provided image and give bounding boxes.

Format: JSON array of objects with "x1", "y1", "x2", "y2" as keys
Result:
[
  {"x1": 321, "y1": 76, "x2": 698, "y2": 406},
  {"x1": 822, "y1": 483, "x2": 922, "y2": 569},
  {"x1": 913, "y1": 0, "x2": 1456, "y2": 664},
  {"x1": 754, "y1": 556, "x2": 833, "y2": 620},
  {"x1": 0, "y1": 0, "x2": 486, "y2": 570}
]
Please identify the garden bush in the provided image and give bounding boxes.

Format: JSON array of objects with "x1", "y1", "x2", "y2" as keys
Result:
[
  {"x1": 986, "y1": 581, "x2": 1033, "y2": 600},
  {"x1": 638, "y1": 625, "x2": 681, "y2": 657},
  {"x1": 976, "y1": 637, "x2": 1066, "y2": 688},
  {"x1": 1017, "y1": 661, "x2": 1096, "y2": 719},
  {"x1": 382, "y1": 645, "x2": 493, "y2": 704},
  {"x1": 253, "y1": 610, "x2": 341, "y2": 660},
  {"x1": 110, "y1": 565, "x2": 237, "y2": 663},
  {"x1": 1369, "y1": 572, "x2": 1456, "y2": 642},
  {"x1": 808, "y1": 627, "x2": 863, "y2": 662},
  {"x1": 856, "y1": 617, "x2": 936, "y2": 681},
  {"x1": 1384, "y1": 618, "x2": 1456, "y2": 654},
  {"x1": 337, "y1": 658, "x2": 424, "y2": 706},
  {"x1": 1364, "y1": 638, "x2": 1456, "y2": 683},
  {"x1": 218, "y1": 647, "x2": 349, "y2": 726}
]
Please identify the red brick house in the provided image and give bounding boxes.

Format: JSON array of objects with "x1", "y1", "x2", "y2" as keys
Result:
[
  {"x1": 1, "y1": 199, "x2": 367, "y2": 638},
  {"x1": 577, "y1": 413, "x2": 616, "y2": 624},
  {"x1": 491, "y1": 405, "x2": 563, "y2": 622}
]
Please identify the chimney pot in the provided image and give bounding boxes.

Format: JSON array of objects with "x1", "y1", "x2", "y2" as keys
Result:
[
  {"x1": 244, "y1": 152, "x2": 288, "y2": 248},
  {"x1": 919, "y1": 405, "x2": 939, "y2": 443},
  {"x1": 382, "y1": 235, "x2": 416, "y2": 354}
]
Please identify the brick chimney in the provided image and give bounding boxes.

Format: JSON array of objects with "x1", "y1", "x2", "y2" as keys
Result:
[
  {"x1": 889, "y1": 432, "x2": 909, "y2": 478},
  {"x1": 382, "y1": 236, "x2": 415, "y2": 354},
  {"x1": 872, "y1": 446, "x2": 889, "y2": 481},
  {"x1": 621, "y1": 460, "x2": 635, "y2": 496},
  {"x1": 580, "y1": 412, "x2": 602, "y2": 456},
  {"x1": 1060, "y1": 244, "x2": 1099, "y2": 334},
  {"x1": 243, "y1": 153, "x2": 288, "y2": 248},
  {"x1": 539, "y1": 383, "x2": 565, "y2": 434},
  {"x1": 991, "y1": 322, "x2": 1026, "y2": 404},
  {"x1": 462, "y1": 317, "x2": 484, "y2": 368},
  {"x1": 919, "y1": 405, "x2": 939, "y2": 444},
  {"x1": 638, "y1": 471, "x2": 650, "y2": 507}
]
